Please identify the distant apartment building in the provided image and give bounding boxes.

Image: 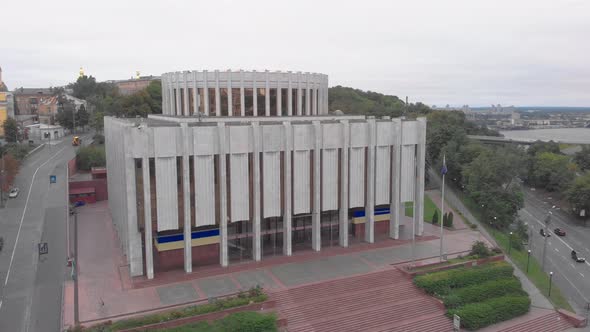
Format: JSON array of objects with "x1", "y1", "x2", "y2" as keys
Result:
[{"x1": 108, "y1": 75, "x2": 160, "y2": 96}]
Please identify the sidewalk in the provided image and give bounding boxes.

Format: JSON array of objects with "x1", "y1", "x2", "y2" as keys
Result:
[
  {"x1": 426, "y1": 189, "x2": 469, "y2": 230},
  {"x1": 62, "y1": 201, "x2": 484, "y2": 328}
]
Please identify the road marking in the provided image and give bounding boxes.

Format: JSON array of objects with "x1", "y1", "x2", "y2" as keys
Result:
[
  {"x1": 547, "y1": 257, "x2": 589, "y2": 305},
  {"x1": 570, "y1": 263, "x2": 575, "y2": 269},
  {"x1": 522, "y1": 209, "x2": 573, "y2": 251},
  {"x1": 586, "y1": 248, "x2": 590, "y2": 253},
  {"x1": 3, "y1": 146, "x2": 67, "y2": 287},
  {"x1": 554, "y1": 248, "x2": 558, "y2": 252},
  {"x1": 580, "y1": 273, "x2": 585, "y2": 278}
]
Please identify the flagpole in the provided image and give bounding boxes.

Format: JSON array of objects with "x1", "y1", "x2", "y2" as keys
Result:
[{"x1": 440, "y1": 154, "x2": 446, "y2": 262}]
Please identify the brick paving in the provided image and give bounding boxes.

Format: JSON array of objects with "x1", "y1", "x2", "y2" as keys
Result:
[{"x1": 62, "y1": 201, "x2": 572, "y2": 332}]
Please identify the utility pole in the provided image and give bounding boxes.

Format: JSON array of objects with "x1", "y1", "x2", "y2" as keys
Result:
[{"x1": 542, "y1": 211, "x2": 552, "y2": 270}]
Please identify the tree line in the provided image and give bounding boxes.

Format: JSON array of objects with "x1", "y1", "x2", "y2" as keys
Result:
[{"x1": 66, "y1": 75, "x2": 162, "y2": 133}]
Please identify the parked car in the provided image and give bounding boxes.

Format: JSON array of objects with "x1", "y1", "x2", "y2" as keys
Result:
[
  {"x1": 539, "y1": 228, "x2": 551, "y2": 237},
  {"x1": 571, "y1": 250, "x2": 586, "y2": 263},
  {"x1": 8, "y1": 188, "x2": 19, "y2": 198},
  {"x1": 553, "y1": 228, "x2": 566, "y2": 236}
]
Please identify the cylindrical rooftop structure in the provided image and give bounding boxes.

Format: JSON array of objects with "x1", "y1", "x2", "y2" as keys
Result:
[{"x1": 161, "y1": 70, "x2": 329, "y2": 117}]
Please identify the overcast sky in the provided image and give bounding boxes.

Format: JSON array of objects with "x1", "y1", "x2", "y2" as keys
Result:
[{"x1": 1, "y1": 0, "x2": 589, "y2": 107}]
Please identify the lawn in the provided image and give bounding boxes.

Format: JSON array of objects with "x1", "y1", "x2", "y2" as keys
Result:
[{"x1": 404, "y1": 194, "x2": 440, "y2": 222}]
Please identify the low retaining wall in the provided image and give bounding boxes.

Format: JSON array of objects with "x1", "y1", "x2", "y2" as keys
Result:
[
  {"x1": 557, "y1": 309, "x2": 587, "y2": 328},
  {"x1": 118, "y1": 300, "x2": 277, "y2": 332},
  {"x1": 399, "y1": 255, "x2": 505, "y2": 277}
]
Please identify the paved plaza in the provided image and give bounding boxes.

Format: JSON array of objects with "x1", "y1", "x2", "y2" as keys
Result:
[{"x1": 62, "y1": 200, "x2": 487, "y2": 328}]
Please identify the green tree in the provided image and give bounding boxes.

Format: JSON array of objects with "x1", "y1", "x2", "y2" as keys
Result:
[
  {"x1": 70, "y1": 75, "x2": 98, "y2": 100},
  {"x1": 463, "y1": 148, "x2": 524, "y2": 229},
  {"x1": 574, "y1": 146, "x2": 590, "y2": 171},
  {"x1": 77, "y1": 104, "x2": 89, "y2": 129},
  {"x1": 432, "y1": 210, "x2": 439, "y2": 224},
  {"x1": 145, "y1": 80, "x2": 162, "y2": 114},
  {"x1": 567, "y1": 173, "x2": 590, "y2": 218},
  {"x1": 91, "y1": 111, "x2": 105, "y2": 133},
  {"x1": 56, "y1": 109, "x2": 75, "y2": 130},
  {"x1": 76, "y1": 145, "x2": 106, "y2": 171},
  {"x1": 529, "y1": 152, "x2": 575, "y2": 192},
  {"x1": 3, "y1": 118, "x2": 18, "y2": 142}
]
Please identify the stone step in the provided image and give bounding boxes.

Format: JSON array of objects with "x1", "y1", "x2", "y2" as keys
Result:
[{"x1": 498, "y1": 312, "x2": 574, "y2": 332}]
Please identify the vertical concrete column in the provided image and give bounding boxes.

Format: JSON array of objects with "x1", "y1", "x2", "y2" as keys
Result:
[
  {"x1": 313, "y1": 86, "x2": 318, "y2": 115},
  {"x1": 204, "y1": 70, "x2": 210, "y2": 116},
  {"x1": 324, "y1": 76, "x2": 329, "y2": 114},
  {"x1": 265, "y1": 70, "x2": 270, "y2": 116},
  {"x1": 183, "y1": 71, "x2": 189, "y2": 116},
  {"x1": 283, "y1": 122, "x2": 293, "y2": 255},
  {"x1": 217, "y1": 123, "x2": 228, "y2": 266},
  {"x1": 175, "y1": 72, "x2": 181, "y2": 116},
  {"x1": 312, "y1": 121, "x2": 322, "y2": 251},
  {"x1": 123, "y1": 139, "x2": 143, "y2": 276},
  {"x1": 170, "y1": 75, "x2": 176, "y2": 115},
  {"x1": 287, "y1": 72, "x2": 293, "y2": 116},
  {"x1": 251, "y1": 122, "x2": 262, "y2": 261},
  {"x1": 192, "y1": 72, "x2": 198, "y2": 116},
  {"x1": 161, "y1": 75, "x2": 167, "y2": 115},
  {"x1": 305, "y1": 73, "x2": 311, "y2": 115},
  {"x1": 142, "y1": 157, "x2": 154, "y2": 279},
  {"x1": 215, "y1": 70, "x2": 221, "y2": 116},
  {"x1": 297, "y1": 72, "x2": 302, "y2": 115},
  {"x1": 240, "y1": 70, "x2": 245, "y2": 116},
  {"x1": 227, "y1": 70, "x2": 233, "y2": 116},
  {"x1": 339, "y1": 120, "x2": 349, "y2": 247},
  {"x1": 181, "y1": 124, "x2": 192, "y2": 272},
  {"x1": 277, "y1": 79, "x2": 282, "y2": 116},
  {"x1": 415, "y1": 118, "x2": 427, "y2": 236},
  {"x1": 390, "y1": 119, "x2": 402, "y2": 239},
  {"x1": 365, "y1": 118, "x2": 376, "y2": 243},
  {"x1": 253, "y1": 70, "x2": 258, "y2": 116}
]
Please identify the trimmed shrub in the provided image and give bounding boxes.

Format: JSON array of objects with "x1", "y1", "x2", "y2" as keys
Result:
[
  {"x1": 443, "y1": 278, "x2": 526, "y2": 308},
  {"x1": 445, "y1": 212, "x2": 454, "y2": 227},
  {"x1": 414, "y1": 261, "x2": 514, "y2": 296},
  {"x1": 447, "y1": 295, "x2": 530, "y2": 330},
  {"x1": 432, "y1": 210, "x2": 439, "y2": 224},
  {"x1": 469, "y1": 241, "x2": 491, "y2": 258}
]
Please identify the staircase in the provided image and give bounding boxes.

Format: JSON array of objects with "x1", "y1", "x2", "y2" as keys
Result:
[
  {"x1": 272, "y1": 268, "x2": 454, "y2": 332},
  {"x1": 497, "y1": 311, "x2": 575, "y2": 332}
]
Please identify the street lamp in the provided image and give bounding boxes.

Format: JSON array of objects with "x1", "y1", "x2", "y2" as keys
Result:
[
  {"x1": 508, "y1": 231, "x2": 513, "y2": 254},
  {"x1": 548, "y1": 271, "x2": 554, "y2": 297},
  {"x1": 527, "y1": 250, "x2": 531, "y2": 273}
]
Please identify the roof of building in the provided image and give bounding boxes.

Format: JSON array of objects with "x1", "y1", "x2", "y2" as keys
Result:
[
  {"x1": 13, "y1": 88, "x2": 53, "y2": 95},
  {"x1": 70, "y1": 187, "x2": 95, "y2": 195}
]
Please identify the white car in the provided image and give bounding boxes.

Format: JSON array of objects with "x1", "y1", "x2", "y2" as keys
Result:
[{"x1": 8, "y1": 188, "x2": 19, "y2": 198}]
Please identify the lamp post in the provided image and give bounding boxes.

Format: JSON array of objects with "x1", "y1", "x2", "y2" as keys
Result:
[
  {"x1": 548, "y1": 271, "x2": 554, "y2": 297},
  {"x1": 527, "y1": 250, "x2": 531, "y2": 273},
  {"x1": 508, "y1": 231, "x2": 513, "y2": 254}
]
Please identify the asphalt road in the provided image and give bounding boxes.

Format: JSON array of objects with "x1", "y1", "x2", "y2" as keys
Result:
[
  {"x1": 520, "y1": 187, "x2": 590, "y2": 315},
  {"x1": 0, "y1": 135, "x2": 89, "y2": 332}
]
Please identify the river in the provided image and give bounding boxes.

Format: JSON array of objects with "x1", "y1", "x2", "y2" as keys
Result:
[{"x1": 499, "y1": 128, "x2": 590, "y2": 144}]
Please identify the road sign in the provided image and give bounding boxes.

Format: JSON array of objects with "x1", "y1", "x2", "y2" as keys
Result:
[
  {"x1": 50, "y1": 175, "x2": 57, "y2": 184},
  {"x1": 453, "y1": 314, "x2": 461, "y2": 331},
  {"x1": 38, "y1": 242, "x2": 48, "y2": 255}
]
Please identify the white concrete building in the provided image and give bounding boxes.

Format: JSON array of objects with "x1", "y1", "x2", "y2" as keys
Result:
[
  {"x1": 161, "y1": 70, "x2": 328, "y2": 117},
  {"x1": 26, "y1": 123, "x2": 64, "y2": 141},
  {"x1": 105, "y1": 71, "x2": 426, "y2": 279}
]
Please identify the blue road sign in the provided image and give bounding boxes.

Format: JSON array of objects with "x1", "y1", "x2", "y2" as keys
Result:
[
  {"x1": 50, "y1": 175, "x2": 57, "y2": 184},
  {"x1": 38, "y1": 242, "x2": 48, "y2": 255}
]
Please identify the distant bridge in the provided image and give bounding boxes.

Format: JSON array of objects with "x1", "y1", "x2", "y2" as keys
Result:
[{"x1": 467, "y1": 135, "x2": 589, "y2": 145}]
